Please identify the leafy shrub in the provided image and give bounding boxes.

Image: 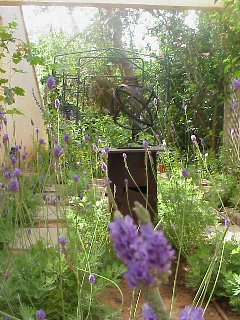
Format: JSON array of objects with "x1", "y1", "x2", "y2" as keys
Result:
[
  {"x1": 158, "y1": 172, "x2": 217, "y2": 256},
  {"x1": 186, "y1": 240, "x2": 240, "y2": 311}
]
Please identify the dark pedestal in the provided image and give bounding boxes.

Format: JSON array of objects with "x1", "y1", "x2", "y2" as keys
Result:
[{"x1": 108, "y1": 147, "x2": 161, "y2": 222}]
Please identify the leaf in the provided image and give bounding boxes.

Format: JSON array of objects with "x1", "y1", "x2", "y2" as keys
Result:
[
  {"x1": 5, "y1": 108, "x2": 24, "y2": 116},
  {"x1": 12, "y1": 52, "x2": 22, "y2": 64},
  {"x1": 0, "y1": 68, "x2": 6, "y2": 74},
  {"x1": 0, "y1": 78, "x2": 8, "y2": 85},
  {"x1": 12, "y1": 67, "x2": 26, "y2": 74},
  {"x1": 233, "y1": 70, "x2": 240, "y2": 78},
  {"x1": 12, "y1": 87, "x2": 25, "y2": 96},
  {"x1": 4, "y1": 87, "x2": 15, "y2": 105}
]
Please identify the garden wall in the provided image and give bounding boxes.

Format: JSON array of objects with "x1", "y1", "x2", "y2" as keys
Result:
[{"x1": 0, "y1": 6, "x2": 47, "y2": 164}]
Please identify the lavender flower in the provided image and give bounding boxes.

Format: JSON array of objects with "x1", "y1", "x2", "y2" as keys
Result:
[
  {"x1": 3, "y1": 133, "x2": 9, "y2": 144},
  {"x1": 39, "y1": 138, "x2": 46, "y2": 145},
  {"x1": 191, "y1": 135, "x2": 196, "y2": 142},
  {"x1": 109, "y1": 215, "x2": 174, "y2": 289},
  {"x1": 64, "y1": 134, "x2": 70, "y2": 144},
  {"x1": 108, "y1": 216, "x2": 138, "y2": 264},
  {"x1": 58, "y1": 236, "x2": 67, "y2": 246},
  {"x1": 3, "y1": 117, "x2": 7, "y2": 125},
  {"x1": 178, "y1": 305, "x2": 205, "y2": 320},
  {"x1": 232, "y1": 78, "x2": 240, "y2": 90},
  {"x1": 97, "y1": 138, "x2": 102, "y2": 144},
  {"x1": 123, "y1": 153, "x2": 127, "y2": 159},
  {"x1": 11, "y1": 155, "x2": 16, "y2": 166},
  {"x1": 182, "y1": 169, "x2": 190, "y2": 179},
  {"x1": 84, "y1": 134, "x2": 90, "y2": 142},
  {"x1": 46, "y1": 75, "x2": 55, "y2": 90},
  {"x1": 88, "y1": 274, "x2": 95, "y2": 283},
  {"x1": 142, "y1": 303, "x2": 160, "y2": 320},
  {"x1": 13, "y1": 168, "x2": 21, "y2": 177},
  {"x1": 55, "y1": 98, "x2": 60, "y2": 109},
  {"x1": 224, "y1": 217, "x2": 230, "y2": 227},
  {"x1": 22, "y1": 152, "x2": 27, "y2": 161},
  {"x1": 54, "y1": 145, "x2": 62, "y2": 158},
  {"x1": 101, "y1": 162, "x2": 107, "y2": 172},
  {"x1": 35, "y1": 309, "x2": 46, "y2": 320},
  {"x1": 4, "y1": 171, "x2": 11, "y2": 179},
  {"x1": 8, "y1": 178, "x2": 19, "y2": 193},
  {"x1": 92, "y1": 144, "x2": 98, "y2": 152},
  {"x1": 76, "y1": 161, "x2": 81, "y2": 168},
  {"x1": 73, "y1": 174, "x2": 79, "y2": 183},
  {"x1": 86, "y1": 183, "x2": 91, "y2": 190},
  {"x1": 79, "y1": 193, "x2": 83, "y2": 200},
  {"x1": 143, "y1": 140, "x2": 149, "y2": 149},
  {"x1": 232, "y1": 101, "x2": 238, "y2": 110}
]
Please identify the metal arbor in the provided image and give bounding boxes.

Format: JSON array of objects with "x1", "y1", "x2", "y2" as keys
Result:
[{"x1": 53, "y1": 48, "x2": 165, "y2": 131}]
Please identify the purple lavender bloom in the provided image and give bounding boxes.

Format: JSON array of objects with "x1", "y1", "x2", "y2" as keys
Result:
[
  {"x1": 232, "y1": 78, "x2": 240, "y2": 90},
  {"x1": 13, "y1": 168, "x2": 21, "y2": 177},
  {"x1": 42, "y1": 193, "x2": 47, "y2": 201},
  {"x1": 143, "y1": 140, "x2": 149, "y2": 149},
  {"x1": 73, "y1": 174, "x2": 79, "y2": 183},
  {"x1": 22, "y1": 152, "x2": 27, "y2": 161},
  {"x1": 191, "y1": 135, "x2": 196, "y2": 142},
  {"x1": 0, "y1": 111, "x2": 4, "y2": 120},
  {"x1": 55, "y1": 98, "x2": 60, "y2": 109},
  {"x1": 79, "y1": 193, "x2": 83, "y2": 200},
  {"x1": 124, "y1": 259, "x2": 154, "y2": 288},
  {"x1": 224, "y1": 217, "x2": 230, "y2": 227},
  {"x1": 3, "y1": 117, "x2": 7, "y2": 125},
  {"x1": 64, "y1": 134, "x2": 70, "y2": 144},
  {"x1": 8, "y1": 178, "x2": 19, "y2": 193},
  {"x1": 101, "y1": 149, "x2": 107, "y2": 157},
  {"x1": 57, "y1": 193, "x2": 61, "y2": 200},
  {"x1": 101, "y1": 162, "x2": 107, "y2": 172},
  {"x1": 142, "y1": 303, "x2": 160, "y2": 320},
  {"x1": 11, "y1": 155, "x2": 17, "y2": 166},
  {"x1": 3, "y1": 133, "x2": 9, "y2": 144},
  {"x1": 232, "y1": 101, "x2": 238, "y2": 110},
  {"x1": 123, "y1": 153, "x2": 127, "y2": 159},
  {"x1": 1, "y1": 183, "x2": 6, "y2": 189},
  {"x1": 88, "y1": 274, "x2": 95, "y2": 283},
  {"x1": 104, "y1": 146, "x2": 110, "y2": 154},
  {"x1": 54, "y1": 145, "x2": 62, "y2": 158},
  {"x1": 51, "y1": 199, "x2": 56, "y2": 206},
  {"x1": 134, "y1": 223, "x2": 174, "y2": 274},
  {"x1": 84, "y1": 134, "x2": 90, "y2": 142},
  {"x1": 76, "y1": 161, "x2": 81, "y2": 168},
  {"x1": 35, "y1": 309, "x2": 46, "y2": 320},
  {"x1": 86, "y1": 183, "x2": 91, "y2": 190},
  {"x1": 182, "y1": 169, "x2": 190, "y2": 179},
  {"x1": 92, "y1": 144, "x2": 98, "y2": 152},
  {"x1": 58, "y1": 236, "x2": 67, "y2": 246},
  {"x1": 178, "y1": 305, "x2": 205, "y2": 320},
  {"x1": 35, "y1": 127, "x2": 40, "y2": 134},
  {"x1": 230, "y1": 128, "x2": 235, "y2": 136},
  {"x1": 97, "y1": 138, "x2": 102, "y2": 144},
  {"x1": 39, "y1": 138, "x2": 46, "y2": 145},
  {"x1": 108, "y1": 216, "x2": 138, "y2": 264},
  {"x1": 46, "y1": 75, "x2": 55, "y2": 90},
  {"x1": 124, "y1": 178, "x2": 128, "y2": 185},
  {"x1": 4, "y1": 171, "x2": 11, "y2": 179}
]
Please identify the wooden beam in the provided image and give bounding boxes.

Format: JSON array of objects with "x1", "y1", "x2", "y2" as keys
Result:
[{"x1": 0, "y1": 0, "x2": 224, "y2": 10}]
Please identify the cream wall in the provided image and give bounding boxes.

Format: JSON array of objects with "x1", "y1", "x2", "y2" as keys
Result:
[{"x1": 0, "y1": 6, "x2": 47, "y2": 164}]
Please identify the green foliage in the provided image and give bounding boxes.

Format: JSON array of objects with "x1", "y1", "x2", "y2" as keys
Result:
[
  {"x1": 207, "y1": 172, "x2": 240, "y2": 208},
  {"x1": 186, "y1": 240, "x2": 240, "y2": 311},
  {"x1": 158, "y1": 167, "x2": 217, "y2": 256}
]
